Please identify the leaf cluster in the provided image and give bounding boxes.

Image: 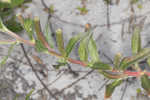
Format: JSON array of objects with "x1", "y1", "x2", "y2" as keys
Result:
[
  {"x1": 0, "y1": 0, "x2": 32, "y2": 33},
  {"x1": 0, "y1": 8, "x2": 150, "y2": 99}
]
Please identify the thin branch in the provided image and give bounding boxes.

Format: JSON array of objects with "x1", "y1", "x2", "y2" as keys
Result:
[
  {"x1": 55, "y1": 69, "x2": 94, "y2": 95},
  {"x1": 5, "y1": 30, "x2": 34, "y2": 46},
  {"x1": 106, "y1": 3, "x2": 110, "y2": 29},
  {"x1": 0, "y1": 40, "x2": 17, "y2": 44},
  {"x1": 20, "y1": 43, "x2": 58, "y2": 100},
  {"x1": 120, "y1": 81, "x2": 128, "y2": 100},
  {"x1": 98, "y1": 79, "x2": 109, "y2": 91},
  {"x1": 32, "y1": 71, "x2": 65, "y2": 96}
]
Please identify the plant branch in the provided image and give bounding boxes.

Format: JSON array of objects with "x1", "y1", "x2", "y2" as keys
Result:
[
  {"x1": 55, "y1": 69, "x2": 94, "y2": 95},
  {"x1": 3, "y1": 28, "x2": 150, "y2": 77},
  {"x1": 20, "y1": 43, "x2": 58, "y2": 100},
  {"x1": 5, "y1": 30, "x2": 34, "y2": 46}
]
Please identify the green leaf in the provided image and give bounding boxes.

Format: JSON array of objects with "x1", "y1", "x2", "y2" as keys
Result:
[
  {"x1": 44, "y1": 21, "x2": 54, "y2": 48},
  {"x1": 77, "y1": 6, "x2": 88, "y2": 15},
  {"x1": 0, "y1": 42, "x2": 17, "y2": 67},
  {"x1": 131, "y1": 27, "x2": 141, "y2": 55},
  {"x1": 0, "y1": 1, "x2": 11, "y2": 9},
  {"x1": 147, "y1": 57, "x2": 150, "y2": 68},
  {"x1": 131, "y1": 0, "x2": 139, "y2": 4},
  {"x1": 113, "y1": 53, "x2": 122, "y2": 69},
  {"x1": 10, "y1": 0, "x2": 24, "y2": 8},
  {"x1": 25, "y1": 89, "x2": 34, "y2": 100},
  {"x1": 137, "y1": 4, "x2": 143, "y2": 9},
  {"x1": 120, "y1": 48, "x2": 150, "y2": 70},
  {"x1": 53, "y1": 61, "x2": 67, "y2": 69},
  {"x1": 56, "y1": 29, "x2": 66, "y2": 56},
  {"x1": 0, "y1": 0, "x2": 24, "y2": 8},
  {"x1": 13, "y1": 94, "x2": 19, "y2": 100},
  {"x1": 4, "y1": 17, "x2": 23, "y2": 33},
  {"x1": 99, "y1": 70, "x2": 126, "y2": 79},
  {"x1": 105, "y1": 79, "x2": 122, "y2": 99},
  {"x1": 35, "y1": 40, "x2": 48, "y2": 52},
  {"x1": 23, "y1": 18, "x2": 34, "y2": 41},
  {"x1": 92, "y1": 62, "x2": 112, "y2": 70},
  {"x1": 0, "y1": 17, "x2": 8, "y2": 32},
  {"x1": 0, "y1": 0, "x2": 11, "y2": 3},
  {"x1": 141, "y1": 75, "x2": 150, "y2": 95},
  {"x1": 103, "y1": 0, "x2": 111, "y2": 4},
  {"x1": 49, "y1": 5, "x2": 55, "y2": 14},
  {"x1": 0, "y1": 8, "x2": 12, "y2": 19},
  {"x1": 78, "y1": 37, "x2": 88, "y2": 62},
  {"x1": 65, "y1": 33, "x2": 81, "y2": 57},
  {"x1": 34, "y1": 17, "x2": 51, "y2": 51},
  {"x1": 88, "y1": 35, "x2": 100, "y2": 63}
]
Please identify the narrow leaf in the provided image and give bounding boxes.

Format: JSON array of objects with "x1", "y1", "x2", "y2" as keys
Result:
[
  {"x1": 99, "y1": 70, "x2": 126, "y2": 79},
  {"x1": 56, "y1": 29, "x2": 66, "y2": 56},
  {"x1": 0, "y1": 42, "x2": 17, "y2": 67},
  {"x1": 10, "y1": 0, "x2": 24, "y2": 8},
  {"x1": 92, "y1": 62, "x2": 112, "y2": 70},
  {"x1": 65, "y1": 33, "x2": 81, "y2": 57},
  {"x1": 4, "y1": 18, "x2": 23, "y2": 33},
  {"x1": 44, "y1": 21, "x2": 54, "y2": 48},
  {"x1": 147, "y1": 57, "x2": 150, "y2": 68},
  {"x1": 105, "y1": 79, "x2": 122, "y2": 99},
  {"x1": 24, "y1": 18, "x2": 34, "y2": 41},
  {"x1": 17, "y1": 15, "x2": 34, "y2": 41},
  {"x1": 78, "y1": 37, "x2": 88, "y2": 62},
  {"x1": 141, "y1": 74, "x2": 150, "y2": 95},
  {"x1": 53, "y1": 62, "x2": 67, "y2": 69},
  {"x1": 131, "y1": 27, "x2": 141, "y2": 55},
  {"x1": 35, "y1": 40, "x2": 48, "y2": 52},
  {"x1": 88, "y1": 35, "x2": 100, "y2": 63},
  {"x1": 25, "y1": 89, "x2": 34, "y2": 100},
  {"x1": 113, "y1": 53, "x2": 122, "y2": 69},
  {"x1": 0, "y1": 17, "x2": 8, "y2": 32},
  {"x1": 120, "y1": 48, "x2": 150, "y2": 70},
  {"x1": 34, "y1": 17, "x2": 52, "y2": 51}
]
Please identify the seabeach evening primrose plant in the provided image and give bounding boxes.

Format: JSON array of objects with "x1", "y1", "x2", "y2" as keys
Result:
[{"x1": 0, "y1": 0, "x2": 150, "y2": 100}]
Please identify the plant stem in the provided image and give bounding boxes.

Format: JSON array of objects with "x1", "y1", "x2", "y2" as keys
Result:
[{"x1": 20, "y1": 43, "x2": 58, "y2": 100}]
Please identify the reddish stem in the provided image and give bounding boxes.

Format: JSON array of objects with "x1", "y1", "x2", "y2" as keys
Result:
[{"x1": 4, "y1": 29, "x2": 150, "y2": 78}]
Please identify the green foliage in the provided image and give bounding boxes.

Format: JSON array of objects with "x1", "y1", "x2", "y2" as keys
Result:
[
  {"x1": 130, "y1": 0, "x2": 139, "y2": 4},
  {"x1": 13, "y1": 94, "x2": 19, "y2": 100},
  {"x1": 4, "y1": 17, "x2": 23, "y2": 33},
  {"x1": 113, "y1": 53, "x2": 122, "y2": 69},
  {"x1": 131, "y1": 27, "x2": 141, "y2": 55},
  {"x1": 0, "y1": 3, "x2": 149, "y2": 99},
  {"x1": 49, "y1": 5, "x2": 55, "y2": 14},
  {"x1": 78, "y1": 35, "x2": 89, "y2": 62},
  {"x1": 0, "y1": 0, "x2": 32, "y2": 33},
  {"x1": 0, "y1": 0, "x2": 24, "y2": 8},
  {"x1": 103, "y1": 0, "x2": 111, "y2": 4},
  {"x1": 56, "y1": 29, "x2": 66, "y2": 56},
  {"x1": 19, "y1": 17, "x2": 35, "y2": 41},
  {"x1": 120, "y1": 48, "x2": 150, "y2": 70},
  {"x1": 141, "y1": 75, "x2": 150, "y2": 95},
  {"x1": 147, "y1": 57, "x2": 150, "y2": 68},
  {"x1": 0, "y1": 17, "x2": 8, "y2": 32},
  {"x1": 105, "y1": 79, "x2": 122, "y2": 98},
  {"x1": 44, "y1": 21, "x2": 54, "y2": 48},
  {"x1": 92, "y1": 62, "x2": 112, "y2": 70},
  {"x1": 53, "y1": 61, "x2": 67, "y2": 69},
  {"x1": 99, "y1": 70, "x2": 125, "y2": 79},
  {"x1": 88, "y1": 35, "x2": 100, "y2": 63},
  {"x1": 65, "y1": 33, "x2": 82, "y2": 57},
  {"x1": 25, "y1": 89, "x2": 34, "y2": 100},
  {"x1": 35, "y1": 40, "x2": 48, "y2": 52},
  {"x1": 0, "y1": 42, "x2": 17, "y2": 67},
  {"x1": 77, "y1": 6, "x2": 88, "y2": 15}
]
